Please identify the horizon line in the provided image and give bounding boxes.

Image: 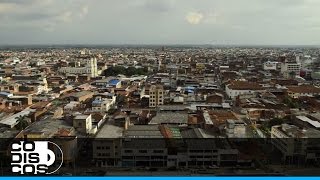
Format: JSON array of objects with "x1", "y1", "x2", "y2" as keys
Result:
[{"x1": 0, "y1": 43, "x2": 320, "y2": 48}]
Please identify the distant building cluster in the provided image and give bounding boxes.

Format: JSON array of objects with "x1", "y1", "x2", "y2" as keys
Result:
[{"x1": 1, "y1": 46, "x2": 320, "y2": 175}]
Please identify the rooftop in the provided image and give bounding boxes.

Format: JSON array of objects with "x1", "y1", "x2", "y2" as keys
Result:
[
  {"x1": 74, "y1": 114, "x2": 90, "y2": 120},
  {"x1": 23, "y1": 117, "x2": 73, "y2": 138},
  {"x1": 0, "y1": 108, "x2": 36, "y2": 128},
  {"x1": 124, "y1": 125, "x2": 163, "y2": 138},
  {"x1": 227, "y1": 81, "x2": 264, "y2": 90},
  {"x1": 95, "y1": 123, "x2": 123, "y2": 138},
  {"x1": 287, "y1": 85, "x2": 320, "y2": 94},
  {"x1": 108, "y1": 79, "x2": 120, "y2": 85},
  {"x1": 68, "y1": 91, "x2": 93, "y2": 98},
  {"x1": 296, "y1": 116, "x2": 320, "y2": 128},
  {"x1": 148, "y1": 112, "x2": 188, "y2": 125}
]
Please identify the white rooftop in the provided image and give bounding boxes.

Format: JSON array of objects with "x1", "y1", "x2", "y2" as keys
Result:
[
  {"x1": 0, "y1": 108, "x2": 36, "y2": 128},
  {"x1": 296, "y1": 116, "x2": 320, "y2": 128}
]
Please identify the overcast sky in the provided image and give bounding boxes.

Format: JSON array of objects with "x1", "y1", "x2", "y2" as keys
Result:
[{"x1": 0, "y1": 0, "x2": 320, "y2": 45}]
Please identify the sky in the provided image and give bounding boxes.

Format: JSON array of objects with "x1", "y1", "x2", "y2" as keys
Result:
[{"x1": 0, "y1": 0, "x2": 320, "y2": 45}]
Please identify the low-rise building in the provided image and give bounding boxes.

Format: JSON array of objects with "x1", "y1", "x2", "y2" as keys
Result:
[
  {"x1": 226, "y1": 81, "x2": 265, "y2": 100},
  {"x1": 286, "y1": 85, "x2": 320, "y2": 98},
  {"x1": 73, "y1": 114, "x2": 93, "y2": 134},
  {"x1": 271, "y1": 123, "x2": 320, "y2": 164},
  {"x1": 65, "y1": 91, "x2": 94, "y2": 102},
  {"x1": 263, "y1": 61, "x2": 279, "y2": 70}
]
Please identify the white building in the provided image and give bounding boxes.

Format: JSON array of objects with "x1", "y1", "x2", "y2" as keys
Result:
[
  {"x1": 149, "y1": 85, "x2": 164, "y2": 108},
  {"x1": 35, "y1": 78, "x2": 49, "y2": 94},
  {"x1": 59, "y1": 57, "x2": 98, "y2": 78},
  {"x1": 281, "y1": 59, "x2": 302, "y2": 78},
  {"x1": 263, "y1": 61, "x2": 279, "y2": 70},
  {"x1": 225, "y1": 81, "x2": 265, "y2": 100},
  {"x1": 92, "y1": 94, "x2": 116, "y2": 112}
]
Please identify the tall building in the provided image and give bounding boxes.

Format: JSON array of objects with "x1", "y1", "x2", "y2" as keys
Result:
[
  {"x1": 158, "y1": 58, "x2": 162, "y2": 71},
  {"x1": 280, "y1": 56, "x2": 302, "y2": 78},
  {"x1": 59, "y1": 56, "x2": 98, "y2": 78},
  {"x1": 149, "y1": 85, "x2": 164, "y2": 108}
]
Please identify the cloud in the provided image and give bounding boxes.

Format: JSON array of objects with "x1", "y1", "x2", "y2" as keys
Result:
[
  {"x1": 203, "y1": 12, "x2": 220, "y2": 24},
  {"x1": 58, "y1": 11, "x2": 73, "y2": 23},
  {"x1": 0, "y1": 0, "x2": 34, "y2": 5},
  {"x1": 0, "y1": 3, "x2": 13, "y2": 13},
  {"x1": 0, "y1": 0, "x2": 89, "y2": 32},
  {"x1": 185, "y1": 12, "x2": 204, "y2": 25},
  {"x1": 145, "y1": 0, "x2": 174, "y2": 12},
  {"x1": 43, "y1": 22, "x2": 55, "y2": 32},
  {"x1": 79, "y1": 5, "x2": 89, "y2": 18},
  {"x1": 136, "y1": 0, "x2": 175, "y2": 13},
  {"x1": 1, "y1": 0, "x2": 320, "y2": 45}
]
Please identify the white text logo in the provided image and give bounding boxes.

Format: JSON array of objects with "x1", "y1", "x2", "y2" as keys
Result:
[{"x1": 11, "y1": 141, "x2": 63, "y2": 174}]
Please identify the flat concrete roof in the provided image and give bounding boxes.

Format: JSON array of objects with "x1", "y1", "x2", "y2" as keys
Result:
[
  {"x1": 0, "y1": 108, "x2": 36, "y2": 128},
  {"x1": 95, "y1": 123, "x2": 123, "y2": 138},
  {"x1": 149, "y1": 112, "x2": 188, "y2": 125}
]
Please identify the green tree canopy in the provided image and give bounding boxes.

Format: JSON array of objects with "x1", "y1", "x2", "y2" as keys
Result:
[
  {"x1": 103, "y1": 66, "x2": 148, "y2": 77},
  {"x1": 15, "y1": 115, "x2": 28, "y2": 131}
]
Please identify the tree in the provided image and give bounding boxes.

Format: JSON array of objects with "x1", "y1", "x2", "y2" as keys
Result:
[
  {"x1": 261, "y1": 117, "x2": 286, "y2": 135},
  {"x1": 283, "y1": 96, "x2": 299, "y2": 108},
  {"x1": 103, "y1": 66, "x2": 148, "y2": 77},
  {"x1": 268, "y1": 118, "x2": 284, "y2": 127},
  {"x1": 15, "y1": 115, "x2": 28, "y2": 131},
  {"x1": 289, "y1": 71, "x2": 296, "y2": 79}
]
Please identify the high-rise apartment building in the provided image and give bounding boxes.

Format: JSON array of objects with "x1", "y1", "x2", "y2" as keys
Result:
[
  {"x1": 149, "y1": 85, "x2": 164, "y2": 108},
  {"x1": 280, "y1": 56, "x2": 302, "y2": 78}
]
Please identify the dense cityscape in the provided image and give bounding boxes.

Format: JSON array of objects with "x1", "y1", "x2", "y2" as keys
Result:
[{"x1": 0, "y1": 45, "x2": 320, "y2": 175}]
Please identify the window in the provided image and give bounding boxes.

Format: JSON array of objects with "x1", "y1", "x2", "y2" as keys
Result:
[
  {"x1": 123, "y1": 156, "x2": 134, "y2": 159},
  {"x1": 97, "y1": 146, "x2": 101, "y2": 150},
  {"x1": 124, "y1": 150, "x2": 133, "y2": 153},
  {"x1": 154, "y1": 150, "x2": 164, "y2": 153},
  {"x1": 102, "y1": 153, "x2": 110, "y2": 156},
  {"x1": 139, "y1": 150, "x2": 147, "y2": 153},
  {"x1": 190, "y1": 150, "x2": 203, "y2": 153}
]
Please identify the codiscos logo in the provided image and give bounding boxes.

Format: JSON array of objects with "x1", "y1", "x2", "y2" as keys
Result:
[{"x1": 11, "y1": 141, "x2": 63, "y2": 175}]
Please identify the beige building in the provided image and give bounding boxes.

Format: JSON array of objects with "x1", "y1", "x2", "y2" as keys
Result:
[
  {"x1": 73, "y1": 114, "x2": 93, "y2": 134},
  {"x1": 149, "y1": 85, "x2": 164, "y2": 108},
  {"x1": 286, "y1": 85, "x2": 320, "y2": 99}
]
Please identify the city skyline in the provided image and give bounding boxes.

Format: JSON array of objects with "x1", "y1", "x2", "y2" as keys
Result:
[{"x1": 0, "y1": 0, "x2": 320, "y2": 45}]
